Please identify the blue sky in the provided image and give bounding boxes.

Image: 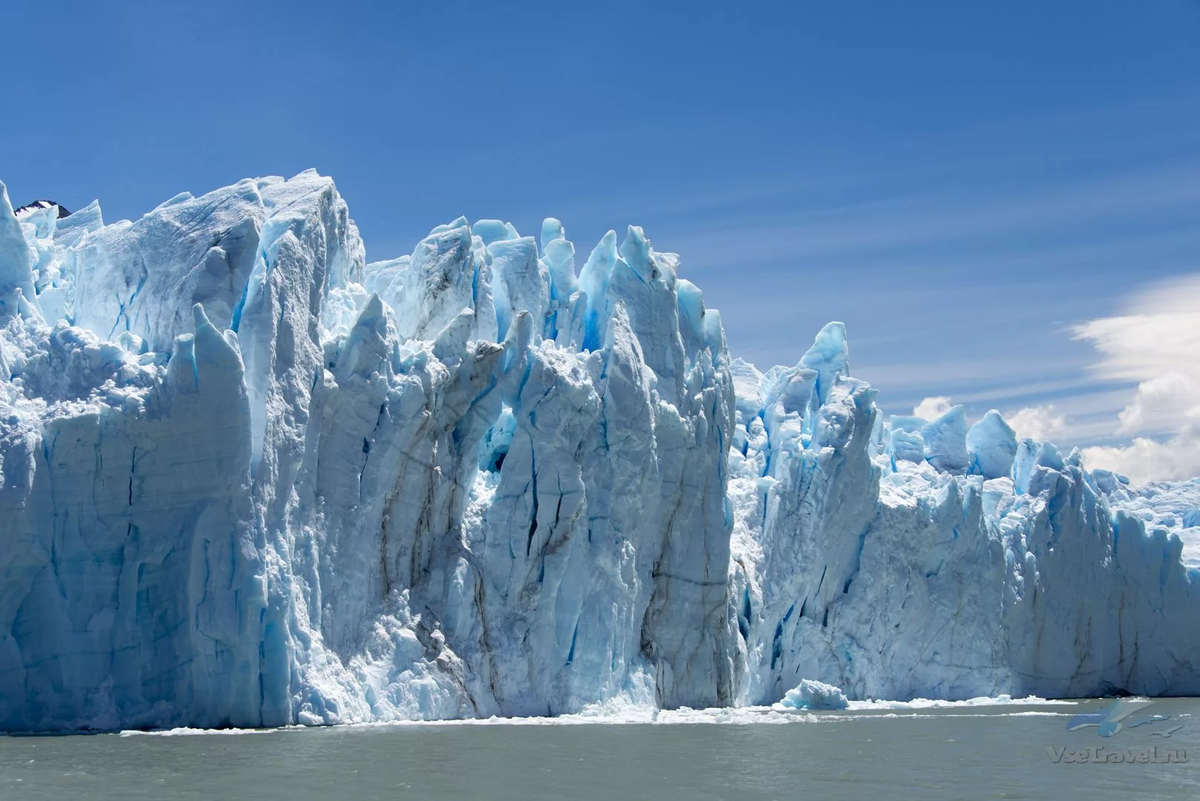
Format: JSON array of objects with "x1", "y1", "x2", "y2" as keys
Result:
[{"x1": 4, "y1": 1, "x2": 1200, "y2": 476}]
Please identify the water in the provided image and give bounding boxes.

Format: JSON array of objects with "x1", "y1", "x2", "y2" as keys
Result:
[{"x1": 2, "y1": 699, "x2": 1198, "y2": 800}]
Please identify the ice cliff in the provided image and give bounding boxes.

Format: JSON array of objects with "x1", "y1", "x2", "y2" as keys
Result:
[{"x1": 1, "y1": 173, "x2": 1197, "y2": 731}]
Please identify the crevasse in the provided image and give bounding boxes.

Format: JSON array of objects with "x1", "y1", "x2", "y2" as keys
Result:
[{"x1": 0, "y1": 172, "x2": 1196, "y2": 732}]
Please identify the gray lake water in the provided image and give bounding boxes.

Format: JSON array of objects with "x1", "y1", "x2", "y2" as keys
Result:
[{"x1": 2, "y1": 699, "x2": 1198, "y2": 800}]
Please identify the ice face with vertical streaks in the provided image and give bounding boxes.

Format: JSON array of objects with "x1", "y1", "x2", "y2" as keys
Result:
[
  {"x1": 1, "y1": 172, "x2": 1198, "y2": 732},
  {"x1": 0, "y1": 172, "x2": 734, "y2": 730},
  {"x1": 729, "y1": 330, "x2": 1200, "y2": 704}
]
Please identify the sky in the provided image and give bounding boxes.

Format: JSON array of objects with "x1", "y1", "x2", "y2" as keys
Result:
[{"x1": 3, "y1": 0, "x2": 1199, "y2": 482}]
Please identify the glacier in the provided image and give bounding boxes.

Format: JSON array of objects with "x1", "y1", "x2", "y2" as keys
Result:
[{"x1": 0, "y1": 172, "x2": 1197, "y2": 732}]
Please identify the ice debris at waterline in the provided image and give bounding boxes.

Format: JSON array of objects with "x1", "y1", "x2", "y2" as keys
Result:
[
  {"x1": 1, "y1": 172, "x2": 1198, "y2": 732},
  {"x1": 779, "y1": 680, "x2": 850, "y2": 711}
]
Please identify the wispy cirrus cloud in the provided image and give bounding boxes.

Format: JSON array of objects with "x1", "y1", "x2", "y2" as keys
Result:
[{"x1": 661, "y1": 160, "x2": 1200, "y2": 272}]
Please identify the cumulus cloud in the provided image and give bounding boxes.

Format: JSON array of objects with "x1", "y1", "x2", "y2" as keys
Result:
[
  {"x1": 1081, "y1": 416, "x2": 1200, "y2": 484},
  {"x1": 913, "y1": 396, "x2": 953, "y2": 420},
  {"x1": 1004, "y1": 404, "x2": 1068, "y2": 443},
  {"x1": 1115, "y1": 372, "x2": 1196, "y2": 435},
  {"x1": 1073, "y1": 274, "x2": 1200, "y2": 482}
]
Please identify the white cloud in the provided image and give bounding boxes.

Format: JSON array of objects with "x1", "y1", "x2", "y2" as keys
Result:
[
  {"x1": 913, "y1": 396, "x2": 954, "y2": 420},
  {"x1": 1081, "y1": 416, "x2": 1200, "y2": 485},
  {"x1": 1073, "y1": 274, "x2": 1200, "y2": 482},
  {"x1": 1072, "y1": 275, "x2": 1200, "y2": 377},
  {"x1": 1116, "y1": 372, "x2": 1196, "y2": 435},
  {"x1": 1005, "y1": 404, "x2": 1068, "y2": 443}
]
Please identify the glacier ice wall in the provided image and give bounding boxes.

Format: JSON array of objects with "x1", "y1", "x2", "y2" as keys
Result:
[
  {"x1": 727, "y1": 340, "x2": 1200, "y2": 704},
  {"x1": 1, "y1": 173, "x2": 1197, "y2": 731},
  {"x1": 0, "y1": 174, "x2": 734, "y2": 729}
]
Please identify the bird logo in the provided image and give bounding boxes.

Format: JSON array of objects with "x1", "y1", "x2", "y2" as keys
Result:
[{"x1": 1065, "y1": 699, "x2": 1177, "y2": 738}]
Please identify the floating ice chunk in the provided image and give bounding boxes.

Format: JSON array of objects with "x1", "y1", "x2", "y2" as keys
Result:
[{"x1": 780, "y1": 679, "x2": 850, "y2": 710}]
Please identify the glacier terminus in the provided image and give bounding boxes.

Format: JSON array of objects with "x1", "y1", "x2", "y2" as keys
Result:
[{"x1": 1, "y1": 172, "x2": 1198, "y2": 732}]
